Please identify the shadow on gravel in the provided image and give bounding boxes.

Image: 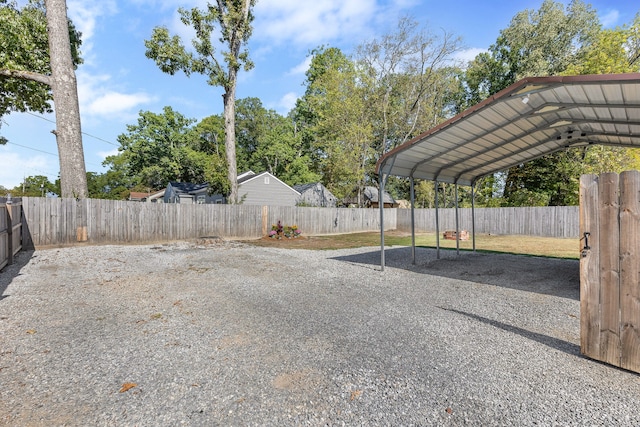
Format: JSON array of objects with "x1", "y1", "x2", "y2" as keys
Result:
[
  {"x1": 439, "y1": 306, "x2": 581, "y2": 356},
  {"x1": 0, "y1": 249, "x2": 34, "y2": 303},
  {"x1": 330, "y1": 246, "x2": 579, "y2": 301}
]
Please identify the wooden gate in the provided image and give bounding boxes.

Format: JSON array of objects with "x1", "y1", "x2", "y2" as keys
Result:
[{"x1": 580, "y1": 171, "x2": 640, "y2": 373}]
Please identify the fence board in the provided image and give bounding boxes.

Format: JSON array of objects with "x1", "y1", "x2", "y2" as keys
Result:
[
  {"x1": 598, "y1": 173, "x2": 621, "y2": 367},
  {"x1": 579, "y1": 175, "x2": 601, "y2": 358},
  {"x1": 620, "y1": 171, "x2": 640, "y2": 372}
]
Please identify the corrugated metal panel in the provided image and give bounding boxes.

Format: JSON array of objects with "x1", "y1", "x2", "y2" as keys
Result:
[{"x1": 377, "y1": 73, "x2": 640, "y2": 185}]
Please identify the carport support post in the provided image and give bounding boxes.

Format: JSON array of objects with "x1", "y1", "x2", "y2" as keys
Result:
[
  {"x1": 455, "y1": 184, "x2": 460, "y2": 256},
  {"x1": 435, "y1": 180, "x2": 440, "y2": 259},
  {"x1": 471, "y1": 181, "x2": 476, "y2": 253},
  {"x1": 379, "y1": 174, "x2": 386, "y2": 271},
  {"x1": 410, "y1": 176, "x2": 416, "y2": 264}
]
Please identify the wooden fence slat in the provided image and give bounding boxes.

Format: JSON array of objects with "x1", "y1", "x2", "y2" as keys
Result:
[
  {"x1": 598, "y1": 173, "x2": 621, "y2": 367},
  {"x1": 579, "y1": 174, "x2": 601, "y2": 359},
  {"x1": 619, "y1": 171, "x2": 640, "y2": 372}
]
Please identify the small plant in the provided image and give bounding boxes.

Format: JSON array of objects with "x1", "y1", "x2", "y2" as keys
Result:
[{"x1": 269, "y1": 221, "x2": 302, "y2": 238}]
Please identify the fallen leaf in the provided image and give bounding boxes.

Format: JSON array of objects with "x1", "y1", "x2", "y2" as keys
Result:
[
  {"x1": 350, "y1": 390, "x2": 362, "y2": 401},
  {"x1": 119, "y1": 382, "x2": 137, "y2": 393},
  {"x1": 26, "y1": 329, "x2": 36, "y2": 335},
  {"x1": 446, "y1": 407, "x2": 453, "y2": 414}
]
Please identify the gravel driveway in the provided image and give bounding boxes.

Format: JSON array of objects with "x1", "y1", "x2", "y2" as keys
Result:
[{"x1": 1, "y1": 240, "x2": 639, "y2": 426}]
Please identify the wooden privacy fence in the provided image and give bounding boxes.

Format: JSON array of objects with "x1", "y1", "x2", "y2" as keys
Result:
[
  {"x1": 397, "y1": 206, "x2": 579, "y2": 238},
  {"x1": 0, "y1": 197, "x2": 23, "y2": 269},
  {"x1": 18, "y1": 197, "x2": 579, "y2": 248},
  {"x1": 21, "y1": 198, "x2": 394, "y2": 247},
  {"x1": 580, "y1": 171, "x2": 640, "y2": 373}
]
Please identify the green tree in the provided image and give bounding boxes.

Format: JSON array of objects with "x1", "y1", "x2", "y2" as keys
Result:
[
  {"x1": 145, "y1": 0, "x2": 255, "y2": 204},
  {"x1": 0, "y1": 0, "x2": 87, "y2": 198},
  {"x1": 105, "y1": 107, "x2": 228, "y2": 194},
  {"x1": 566, "y1": 14, "x2": 640, "y2": 75},
  {"x1": 10, "y1": 175, "x2": 57, "y2": 197},
  {"x1": 234, "y1": 97, "x2": 319, "y2": 186},
  {"x1": 304, "y1": 53, "x2": 374, "y2": 203},
  {"x1": 86, "y1": 170, "x2": 131, "y2": 200},
  {"x1": 0, "y1": 0, "x2": 81, "y2": 120},
  {"x1": 458, "y1": 0, "x2": 602, "y2": 206}
]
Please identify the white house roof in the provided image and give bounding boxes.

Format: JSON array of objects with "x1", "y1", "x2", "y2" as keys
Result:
[{"x1": 376, "y1": 73, "x2": 640, "y2": 186}]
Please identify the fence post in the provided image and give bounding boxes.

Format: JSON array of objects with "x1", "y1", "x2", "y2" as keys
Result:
[{"x1": 6, "y1": 196, "x2": 13, "y2": 266}]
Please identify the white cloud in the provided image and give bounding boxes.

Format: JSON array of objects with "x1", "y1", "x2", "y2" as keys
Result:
[
  {"x1": 453, "y1": 47, "x2": 487, "y2": 65},
  {"x1": 600, "y1": 10, "x2": 620, "y2": 28},
  {"x1": 86, "y1": 92, "x2": 155, "y2": 116},
  {"x1": 67, "y1": 1, "x2": 118, "y2": 63},
  {"x1": 253, "y1": 0, "x2": 380, "y2": 46},
  {"x1": 77, "y1": 72, "x2": 155, "y2": 118},
  {"x1": 278, "y1": 92, "x2": 299, "y2": 113},
  {"x1": 0, "y1": 147, "x2": 57, "y2": 190},
  {"x1": 288, "y1": 57, "x2": 312, "y2": 76},
  {"x1": 97, "y1": 148, "x2": 120, "y2": 160}
]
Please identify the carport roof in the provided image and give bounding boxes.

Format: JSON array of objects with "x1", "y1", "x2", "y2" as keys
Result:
[{"x1": 376, "y1": 73, "x2": 640, "y2": 186}]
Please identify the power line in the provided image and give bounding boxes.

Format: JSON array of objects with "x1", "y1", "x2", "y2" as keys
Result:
[
  {"x1": 6, "y1": 141, "x2": 58, "y2": 157},
  {"x1": 24, "y1": 111, "x2": 120, "y2": 146},
  {"x1": 4, "y1": 141, "x2": 104, "y2": 169}
]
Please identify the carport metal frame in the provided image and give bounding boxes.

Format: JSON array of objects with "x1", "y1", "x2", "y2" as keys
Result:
[{"x1": 376, "y1": 73, "x2": 640, "y2": 270}]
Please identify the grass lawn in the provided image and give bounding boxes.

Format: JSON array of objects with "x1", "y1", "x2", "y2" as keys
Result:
[{"x1": 244, "y1": 231, "x2": 580, "y2": 260}]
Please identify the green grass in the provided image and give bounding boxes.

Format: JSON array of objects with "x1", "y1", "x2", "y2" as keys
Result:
[{"x1": 248, "y1": 231, "x2": 580, "y2": 259}]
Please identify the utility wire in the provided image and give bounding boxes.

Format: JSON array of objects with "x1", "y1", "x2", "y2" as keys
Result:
[
  {"x1": 24, "y1": 111, "x2": 120, "y2": 146},
  {"x1": 5, "y1": 141, "x2": 104, "y2": 169}
]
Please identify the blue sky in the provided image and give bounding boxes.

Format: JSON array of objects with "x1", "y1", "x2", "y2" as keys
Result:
[{"x1": 1, "y1": 0, "x2": 638, "y2": 189}]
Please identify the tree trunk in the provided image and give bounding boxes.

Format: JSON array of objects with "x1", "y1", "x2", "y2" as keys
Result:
[
  {"x1": 223, "y1": 81, "x2": 238, "y2": 204},
  {"x1": 45, "y1": 0, "x2": 87, "y2": 199}
]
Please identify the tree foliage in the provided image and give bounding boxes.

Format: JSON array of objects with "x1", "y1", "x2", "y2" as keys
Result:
[
  {"x1": 0, "y1": 0, "x2": 82, "y2": 120},
  {"x1": 104, "y1": 107, "x2": 229, "y2": 194},
  {"x1": 0, "y1": 0, "x2": 87, "y2": 198}
]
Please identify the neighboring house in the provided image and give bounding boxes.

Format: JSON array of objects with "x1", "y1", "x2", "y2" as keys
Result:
[
  {"x1": 128, "y1": 191, "x2": 150, "y2": 202},
  {"x1": 147, "y1": 189, "x2": 165, "y2": 203},
  {"x1": 293, "y1": 182, "x2": 337, "y2": 207},
  {"x1": 164, "y1": 182, "x2": 225, "y2": 204},
  {"x1": 363, "y1": 186, "x2": 398, "y2": 208},
  {"x1": 237, "y1": 171, "x2": 300, "y2": 206},
  {"x1": 128, "y1": 190, "x2": 165, "y2": 202}
]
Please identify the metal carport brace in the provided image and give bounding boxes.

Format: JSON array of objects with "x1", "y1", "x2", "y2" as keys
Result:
[{"x1": 375, "y1": 73, "x2": 640, "y2": 270}]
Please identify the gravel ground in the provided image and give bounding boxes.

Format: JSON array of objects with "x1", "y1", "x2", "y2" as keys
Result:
[{"x1": 0, "y1": 240, "x2": 639, "y2": 426}]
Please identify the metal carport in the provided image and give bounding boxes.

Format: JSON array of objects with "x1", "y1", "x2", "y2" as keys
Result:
[{"x1": 375, "y1": 73, "x2": 640, "y2": 270}]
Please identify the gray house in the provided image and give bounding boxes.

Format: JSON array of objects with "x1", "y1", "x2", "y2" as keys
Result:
[
  {"x1": 164, "y1": 182, "x2": 225, "y2": 204},
  {"x1": 293, "y1": 182, "x2": 337, "y2": 207},
  {"x1": 237, "y1": 171, "x2": 300, "y2": 206}
]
